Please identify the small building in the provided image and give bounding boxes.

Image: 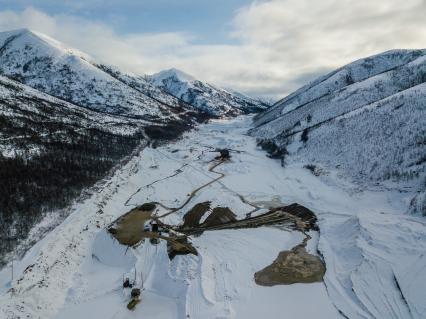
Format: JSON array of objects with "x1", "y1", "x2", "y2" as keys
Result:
[
  {"x1": 151, "y1": 220, "x2": 159, "y2": 232},
  {"x1": 215, "y1": 148, "x2": 231, "y2": 160},
  {"x1": 220, "y1": 149, "x2": 230, "y2": 159}
]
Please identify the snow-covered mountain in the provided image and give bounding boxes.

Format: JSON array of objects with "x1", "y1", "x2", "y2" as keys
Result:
[
  {"x1": 0, "y1": 74, "x2": 142, "y2": 158},
  {"x1": 247, "y1": 49, "x2": 426, "y2": 319},
  {"x1": 148, "y1": 68, "x2": 269, "y2": 116},
  {"x1": 0, "y1": 28, "x2": 198, "y2": 121},
  {"x1": 251, "y1": 49, "x2": 426, "y2": 215}
]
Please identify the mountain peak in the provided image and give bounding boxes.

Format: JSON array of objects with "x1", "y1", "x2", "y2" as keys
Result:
[
  {"x1": 0, "y1": 28, "x2": 53, "y2": 44},
  {"x1": 0, "y1": 28, "x2": 91, "y2": 61},
  {"x1": 0, "y1": 27, "x2": 32, "y2": 36},
  {"x1": 151, "y1": 68, "x2": 197, "y2": 84}
]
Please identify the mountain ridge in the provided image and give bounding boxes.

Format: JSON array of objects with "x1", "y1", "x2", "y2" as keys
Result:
[
  {"x1": 0, "y1": 28, "x2": 265, "y2": 118},
  {"x1": 254, "y1": 49, "x2": 426, "y2": 127}
]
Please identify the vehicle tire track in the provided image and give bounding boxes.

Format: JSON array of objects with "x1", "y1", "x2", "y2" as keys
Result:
[{"x1": 124, "y1": 163, "x2": 188, "y2": 207}]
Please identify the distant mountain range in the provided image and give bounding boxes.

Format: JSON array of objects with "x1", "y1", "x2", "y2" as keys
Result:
[
  {"x1": 147, "y1": 68, "x2": 268, "y2": 116},
  {"x1": 0, "y1": 28, "x2": 267, "y2": 120}
]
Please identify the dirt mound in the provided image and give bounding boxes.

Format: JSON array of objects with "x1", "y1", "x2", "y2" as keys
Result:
[
  {"x1": 254, "y1": 244, "x2": 325, "y2": 286},
  {"x1": 177, "y1": 203, "x2": 318, "y2": 234},
  {"x1": 167, "y1": 236, "x2": 198, "y2": 259},
  {"x1": 182, "y1": 202, "x2": 211, "y2": 228},
  {"x1": 201, "y1": 207, "x2": 237, "y2": 228},
  {"x1": 274, "y1": 203, "x2": 318, "y2": 231}
]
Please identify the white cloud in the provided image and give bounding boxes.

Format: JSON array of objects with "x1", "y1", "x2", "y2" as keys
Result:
[
  {"x1": 230, "y1": 0, "x2": 426, "y2": 97},
  {"x1": 0, "y1": 8, "x2": 191, "y2": 74},
  {"x1": 1, "y1": 1, "x2": 426, "y2": 100}
]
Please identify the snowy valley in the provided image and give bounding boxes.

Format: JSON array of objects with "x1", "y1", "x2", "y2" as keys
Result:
[
  {"x1": 0, "y1": 28, "x2": 425, "y2": 319},
  {"x1": 1, "y1": 117, "x2": 424, "y2": 319},
  {"x1": 0, "y1": 28, "x2": 263, "y2": 266}
]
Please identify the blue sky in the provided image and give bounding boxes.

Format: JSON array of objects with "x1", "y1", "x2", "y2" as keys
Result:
[
  {"x1": 0, "y1": 0, "x2": 425, "y2": 100},
  {"x1": 0, "y1": 0, "x2": 250, "y2": 44}
]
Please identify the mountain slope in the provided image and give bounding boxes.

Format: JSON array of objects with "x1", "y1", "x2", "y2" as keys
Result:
[
  {"x1": 250, "y1": 49, "x2": 426, "y2": 318},
  {"x1": 0, "y1": 74, "x2": 150, "y2": 265},
  {"x1": 250, "y1": 49, "x2": 426, "y2": 211},
  {"x1": 1, "y1": 28, "x2": 263, "y2": 265},
  {"x1": 148, "y1": 68, "x2": 269, "y2": 116},
  {"x1": 0, "y1": 74, "x2": 142, "y2": 157},
  {"x1": 253, "y1": 49, "x2": 425, "y2": 127}
]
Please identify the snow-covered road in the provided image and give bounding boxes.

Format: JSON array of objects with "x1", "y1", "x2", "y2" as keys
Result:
[{"x1": 0, "y1": 116, "x2": 424, "y2": 319}]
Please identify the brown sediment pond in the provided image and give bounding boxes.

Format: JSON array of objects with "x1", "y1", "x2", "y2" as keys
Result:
[
  {"x1": 254, "y1": 242, "x2": 325, "y2": 286},
  {"x1": 249, "y1": 205, "x2": 325, "y2": 286},
  {"x1": 109, "y1": 203, "x2": 198, "y2": 259},
  {"x1": 108, "y1": 204, "x2": 156, "y2": 246}
]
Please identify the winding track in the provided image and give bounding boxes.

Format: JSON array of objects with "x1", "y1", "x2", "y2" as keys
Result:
[
  {"x1": 156, "y1": 159, "x2": 227, "y2": 218},
  {"x1": 124, "y1": 163, "x2": 188, "y2": 207},
  {"x1": 122, "y1": 142, "x2": 262, "y2": 224}
]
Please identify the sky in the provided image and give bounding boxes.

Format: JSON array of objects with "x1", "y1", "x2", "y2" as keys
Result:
[{"x1": 0, "y1": 0, "x2": 426, "y2": 101}]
